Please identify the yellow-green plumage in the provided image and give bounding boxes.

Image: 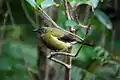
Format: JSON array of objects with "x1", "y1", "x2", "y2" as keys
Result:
[
  {"x1": 41, "y1": 27, "x2": 66, "y2": 38},
  {"x1": 34, "y1": 27, "x2": 72, "y2": 51},
  {"x1": 41, "y1": 32, "x2": 71, "y2": 51}
]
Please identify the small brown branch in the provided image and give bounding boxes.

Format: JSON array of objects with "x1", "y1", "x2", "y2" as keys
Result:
[
  {"x1": 47, "y1": 57, "x2": 71, "y2": 69},
  {"x1": 74, "y1": 10, "x2": 88, "y2": 28},
  {"x1": 64, "y1": 0, "x2": 71, "y2": 20},
  {"x1": 78, "y1": 23, "x2": 88, "y2": 28}
]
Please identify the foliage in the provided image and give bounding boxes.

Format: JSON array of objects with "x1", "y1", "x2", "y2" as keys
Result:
[{"x1": 0, "y1": 25, "x2": 37, "y2": 80}]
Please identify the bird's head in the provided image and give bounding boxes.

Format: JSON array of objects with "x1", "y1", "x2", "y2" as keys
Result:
[{"x1": 33, "y1": 27, "x2": 48, "y2": 34}]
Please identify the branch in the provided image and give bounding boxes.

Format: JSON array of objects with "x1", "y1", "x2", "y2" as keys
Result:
[
  {"x1": 63, "y1": 0, "x2": 75, "y2": 80},
  {"x1": 64, "y1": 0, "x2": 71, "y2": 20},
  {"x1": 63, "y1": 1, "x2": 72, "y2": 80},
  {"x1": 74, "y1": 5, "x2": 90, "y2": 29}
]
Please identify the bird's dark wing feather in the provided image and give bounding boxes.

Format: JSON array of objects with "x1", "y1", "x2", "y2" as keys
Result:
[
  {"x1": 58, "y1": 34, "x2": 75, "y2": 42},
  {"x1": 59, "y1": 35, "x2": 95, "y2": 46}
]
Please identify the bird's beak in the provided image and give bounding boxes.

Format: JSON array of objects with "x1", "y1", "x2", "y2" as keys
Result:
[
  {"x1": 33, "y1": 28, "x2": 45, "y2": 34},
  {"x1": 33, "y1": 29, "x2": 38, "y2": 32}
]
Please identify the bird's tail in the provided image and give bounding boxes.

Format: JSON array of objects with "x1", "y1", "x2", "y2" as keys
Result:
[{"x1": 71, "y1": 41, "x2": 95, "y2": 47}]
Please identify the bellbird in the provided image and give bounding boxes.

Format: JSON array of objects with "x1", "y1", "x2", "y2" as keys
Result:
[
  {"x1": 34, "y1": 27, "x2": 75, "y2": 52},
  {"x1": 34, "y1": 27, "x2": 94, "y2": 52}
]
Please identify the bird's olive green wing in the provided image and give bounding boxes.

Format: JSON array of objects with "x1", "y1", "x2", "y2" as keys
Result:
[
  {"x1": 43, "y1": 27, "x2": 74, "y2": 42},
  {"x1": 41, "y1": 32, "x2": 71, "y2": 51}
]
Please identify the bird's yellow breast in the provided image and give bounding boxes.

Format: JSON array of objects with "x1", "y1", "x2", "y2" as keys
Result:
[{"x1": 41, "y1": 32, "x2": 71, "y2": 51}]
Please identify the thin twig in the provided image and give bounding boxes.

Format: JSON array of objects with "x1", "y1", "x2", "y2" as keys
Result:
[
  {"x1": 48, "y1": 57, "x2": 71, "y2": 69},
  {"x1": 64, "y1": 0, "x2": 71, "y2": 20},
  {"x1": 74, "y1": 10, "x2": 88, "y2": 28}
]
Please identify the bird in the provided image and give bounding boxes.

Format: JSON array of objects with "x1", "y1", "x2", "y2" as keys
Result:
[
  {"x1": 33, "y1": 27, "x2": 75, "y2": 52},
  {"x1": 33, "y1": 27, "x2": 94, "y2": 52}
]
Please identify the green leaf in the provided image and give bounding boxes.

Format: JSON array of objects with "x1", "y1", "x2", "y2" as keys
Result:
[
  {"x1": 0, "y1": 57, "x2": 12, "y2": 71},
  {"x1": 82, "y1": 0, "x2": 99, "y2": 8},
  {"x1": 36, "y1": 0, "x2": 44, "y2": 5},
  {"x1": 71, "y1": 66, "x2": 83, "y2": 80},
  {"x1": 13, "y1": 64, "x2": 26, "y2": 72},
  {"x1": 65, "y1": 20, "x2": 77, "y2": 27},
  {"x1": 26, "y1": 0, "x2": 36, "y2": 8},
  {"x1": 9, "y1": 43, "x2": 23, "y2": 59},
  {"x1": 41, "y1": 0, "x2": 55, "y2": 9},
  {"x1": 94, "y1": 10, "x2": 112, "y2": 30},
  {"x1": 100, "y1": 0, "x2": 104, "y2": 2},
  {"x1": 89, "y1": 0, "x2": 99, "y2": 8},
  {"x1": 70, "y1": 0, "x2": 99, "y2": 8},
  {"x1": 0, "y1": 62, "x2": 12, "y2": 71}
]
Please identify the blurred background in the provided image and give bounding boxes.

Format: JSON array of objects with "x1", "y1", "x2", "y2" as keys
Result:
[{"x1": 0, "y1": 0, "x2": 120, "y2": 80}]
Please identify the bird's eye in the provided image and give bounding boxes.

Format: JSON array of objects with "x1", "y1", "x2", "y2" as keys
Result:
[
  {"x1": 38, "y1": 28, "x2": 45, "y2": 34},
  {"x1": 42, "y1": 29, "x2": 46, "y2": 33}
]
